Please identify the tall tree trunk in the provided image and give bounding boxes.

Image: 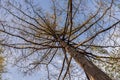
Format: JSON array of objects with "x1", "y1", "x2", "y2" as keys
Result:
[{"x1": 60, "y1": 41, "x2": 112, "y2": 80}]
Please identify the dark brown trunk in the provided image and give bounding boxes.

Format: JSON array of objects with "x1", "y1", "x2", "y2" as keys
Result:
[{"x1": 60, "y1": 41, "x2": 112, "y2": 80}]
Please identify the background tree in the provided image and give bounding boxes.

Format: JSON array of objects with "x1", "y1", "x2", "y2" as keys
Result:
[
  {"x1": 0, "y1": 39, "x2": 6, "y2": 80},
  {"x1": 0, "y1": 55, "x2": 5, "y2": 80},
  {"x1": 0, "y1": 0, "x2": 120, "y2": 80}
]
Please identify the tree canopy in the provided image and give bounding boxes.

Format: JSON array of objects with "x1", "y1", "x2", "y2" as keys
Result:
[{"x1": 0, "y1": 0, "x2": 120, "y2": 80}]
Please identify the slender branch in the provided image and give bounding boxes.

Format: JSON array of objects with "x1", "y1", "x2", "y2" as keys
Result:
[
  {"x1": 58, "y1": 56, "x2": 66, "y2": 80},
  {"x1": 68, "y1": 0, "x2": 73, "y2": 43},
  {"x1": 47, "y1": 48, "x2": 58, "y2": 64},
  {"x1": 62, "y1": 0, "x2": 70, "y2": 40},
  {"x1": 62, "y1": 56, "x2": 72, "y2": 80}
]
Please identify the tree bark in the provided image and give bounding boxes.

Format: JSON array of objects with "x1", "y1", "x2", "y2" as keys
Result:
[{"x1": 60, "y1": 41, "x2": 112, "y2": 80}]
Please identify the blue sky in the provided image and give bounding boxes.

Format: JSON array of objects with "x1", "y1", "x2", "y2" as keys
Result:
[{"x1": 38, "y1": 0, "x2": 51, "y2": 10}]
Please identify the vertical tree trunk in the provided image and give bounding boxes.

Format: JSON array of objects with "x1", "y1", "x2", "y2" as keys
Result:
[{"x1": 60, "y1": 41, "x2": 112, "y2": 80}]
